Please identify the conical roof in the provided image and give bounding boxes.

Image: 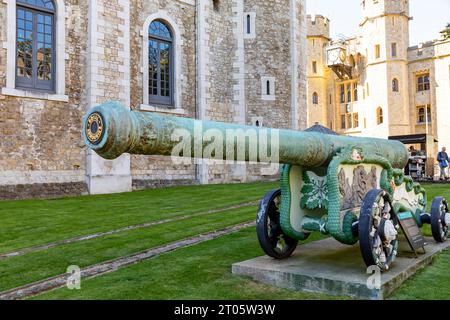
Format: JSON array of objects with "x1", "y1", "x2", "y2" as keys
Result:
[{"x1": 304, "y1": 123, "x2": 339, "y2": 136}]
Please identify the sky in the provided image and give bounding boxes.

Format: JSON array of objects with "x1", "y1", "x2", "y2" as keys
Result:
[{"x1": 306, "y1": 0, "x2": 450, "y2": 46}]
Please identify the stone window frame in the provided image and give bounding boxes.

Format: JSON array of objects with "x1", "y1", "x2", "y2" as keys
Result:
[
  {"x1": 346, "y1": 83, "x2": 352, "y2": 103},
  {"x1": 340, "y1": 84, "x2": 345, "y2": 103},
  {"x1": 375, "y1": 44, "x2": 381, "y2": 59},
  {"x1": 243, "y1": 12, "x2": 256, "y2": 39},
  {"x1": 148, "y1": 20, "x2": 174, "y2": 106},
  {"x1": 141, "y1": 11, "x2": 184, "y2": 115},
  {"x1": 417, "y1": 105, "x2": 431, "y2": 124},
  {"x1": 312, "y1": 92, "x2": 319, "y2": 105},
  {"x1": 15, "y1": 0, "x2": 56, "y2": 92},
  {"x1": 346, "y1": 113, "x2": 352, "y2": 129},
  {"x1": 261, "y1": 76, "x2": 275, "y2": 101},
  {"x1": 251, "y1": 116, "x2": 264, "y2": 127},
  {"x1": 353, "y1": 82, "x2": 358, "y2": 101},
  {"x1": 340, "y1": 114, "x2": 346, "y2": 130},
  {"x1": 416, "y1": 73, "x2": 430, "y2": 92},
  {"x1": 2, "y1": 0, "x2": 68, "y2": 102},
  {"x1": 392, "y1": 78, "x2": 399, "y2": 92},
  {"x1": 391, "y1": 42, "x2": 397, "y2": 58},
  {"x1": 353, "y1": 112, "x2": 359, "y2": 128},
  {"x1": 376, "y1": 107, "x2": 384, "y2": 125}
]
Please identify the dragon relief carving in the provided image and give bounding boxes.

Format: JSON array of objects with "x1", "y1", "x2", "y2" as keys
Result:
[{"x1": 339, "y1": 165, "x2": 378, "y2": 210}]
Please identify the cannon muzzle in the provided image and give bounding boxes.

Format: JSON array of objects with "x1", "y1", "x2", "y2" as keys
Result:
[{"x1": 84, "y1": 101, "x2": 408, "y2": 169}]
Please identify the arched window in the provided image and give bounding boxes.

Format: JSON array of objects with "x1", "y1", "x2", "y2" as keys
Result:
[
  {"x1": 377, "y1": 107, "x2": 384, "y2": 125},
  {"x1": 418, "y1": 107, "x2": 425, "y2": 123},
  {"x1": 349, "y1": 55, "x2": 355, "y2": 67},
  {"x1": 417, "y1": 105, "x2": 431, "y2": 124},
  {"x1": 149, "y1": 20, "x2": 173, "y2": 105},
  {"x1": 353, "y1": 82, "x2": 358, "y2": 101},
  {"x1": 16, "y1": 0, "x2": 55, "y2": 91},
  {"x1": 347, "y1": 84, "x2": 352, "y2": 102},
  {"x1": 312, "y1": 92, "x2": 319, "y2": 105},
  {"x1": 392, "y1": 78, "x2": 399, "y2": 92}
]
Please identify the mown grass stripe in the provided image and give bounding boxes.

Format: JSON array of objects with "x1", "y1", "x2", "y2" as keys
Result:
[
  {"x1": 0, "y1": 182, "x2": 276, "y2": 254},
  {"x1": 0, "y1": 201, "x2": 258, "y2": 261},
  {"x1": 0, "y1": 222, "x2": 255, "y2": 300},
  {"x1": 0, "y1": 206, "x2": 256, "y2": 292}
]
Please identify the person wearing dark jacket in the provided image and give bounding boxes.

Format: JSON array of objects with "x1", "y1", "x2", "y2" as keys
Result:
[{"x1": 437, "y1": 147, "x2": 449, "y2": 180}]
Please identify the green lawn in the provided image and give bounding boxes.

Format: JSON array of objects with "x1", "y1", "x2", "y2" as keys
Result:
[
  {"x1": 0, "y1": 206, "x2": 256, "y2": 292},
  {"x1": 0, "y1": 182, "x2": 277, "y2": 253},
  {"x1": 35, "y1": 228, "x2": 335, "y2": 300},
  {"x1": 0, "y1": 182, "x2": 448, "y2": 300}
]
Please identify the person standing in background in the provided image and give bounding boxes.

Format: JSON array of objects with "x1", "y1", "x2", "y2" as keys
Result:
[{"x1": 437, "y1": 147, "x2": 449, "y2": 181}]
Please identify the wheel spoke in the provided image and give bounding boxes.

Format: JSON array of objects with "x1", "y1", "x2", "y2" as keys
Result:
[
  {"x1": 257, "y1": 189, "x2": 298, "y2": 259},
  {"x1": 360, "y1": 190, "x2": 398, "y2": 271}
]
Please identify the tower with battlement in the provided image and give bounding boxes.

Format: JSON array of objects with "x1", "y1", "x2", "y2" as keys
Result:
[
  {"x1": 359, "y1": 0, "x2": 411, "y2": 138},
  {"x1": 307, "y1": 0, "x2": 450, "y2": 178},
  {"x1": 306, "y1": 15, "x2": 331, "y2": 127}
]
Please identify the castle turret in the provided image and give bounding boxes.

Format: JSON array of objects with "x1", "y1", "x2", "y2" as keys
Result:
[
  {"x1": 361, "y1": 0, "x2": 410, "y2": 19},
  {"x1": 307, "y1": 15, "x2": 330, "y2": 39},
  {"x1": 307, "y1": 15, "x2": 331, "y2": 128},
  {"x1": 359, "y1": 0, "x2": 411, "y2": 138}
]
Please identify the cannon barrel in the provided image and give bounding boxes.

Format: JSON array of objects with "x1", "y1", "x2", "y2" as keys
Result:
[{"x1": 83, "y1": 101, "x2": 408, "y2": 169}]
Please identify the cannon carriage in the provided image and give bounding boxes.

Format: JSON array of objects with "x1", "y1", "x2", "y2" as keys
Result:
[{"x1": 84, "y1": 101, "x2": 449, "y2": 272}]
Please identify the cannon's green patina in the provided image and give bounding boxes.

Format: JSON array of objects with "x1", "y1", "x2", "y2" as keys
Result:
[
  {"x1": 84, "y1": 101, "x2": 408, "y2": 168},
  {"x1": 84, "y1": 101, "x2": 449, "y2": 272}
]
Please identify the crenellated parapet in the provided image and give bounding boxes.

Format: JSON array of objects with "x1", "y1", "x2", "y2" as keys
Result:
[{"x1": 307, "y1": 14, "x2": 330, "y2": 39}]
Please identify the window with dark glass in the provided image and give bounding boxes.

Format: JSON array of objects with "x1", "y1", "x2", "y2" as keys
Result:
[
  {"x1": 16, "y1": 0, "x2": 55, "y2": 91},
  {"x1": 346, "y1": 84, "x2": 352, "y2": 102},
  {"x1": 391, "y1": 43, "x2": 397, "y2": 57},
  {"x1": 149, "y1": 20, "x2": 173, "y2": 106},
  {"x1": 417, "y1": 106, "x2": 431, "y2": 123},
  {"x1": 392, "y1": 78, "x2": 399, "y2": 92},
  {"x1": 312, "y1": 92, "x2": 318, "y2": 105},
  {"x1": 417, "y1": 74, "x2": 430, "y2": 92},
  {"x1": 341, "y1": 114, "x2": 346, "y2": 129},
  {"x1": 347, "y1": 113, "x2": 352, "y2": 129},
  {"x1": 340, "y1": 84, "x2": 345, "y2": 103}
]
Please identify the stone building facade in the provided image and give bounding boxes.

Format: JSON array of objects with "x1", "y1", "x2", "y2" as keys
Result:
[
  {"x1": 307, "y1": 0, "x2": 450, "y2": 177},
  {"x1": 0, "y1": 0, "x2": 307, "y2": 199}
]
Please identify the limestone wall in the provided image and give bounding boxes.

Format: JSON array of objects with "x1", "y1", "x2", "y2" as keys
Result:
[
  {"x1": 0, "y1": 0, "x2": 89, "y2": 199},
  {"x1": 306, "y1": 0, "x2": 450, "y2": 178},
  {"x1": 128, "y1": 0, "x2": 197, "y2": 190},
  {"x1": 407, "y1": 40, "x2": 450, "y2": 164},
  {"x1": 0, "y1": 0, "x2": 309, "y2": 199},
  {"x1": 306, "y1": 14, "x2": 330, "y2": 128}
]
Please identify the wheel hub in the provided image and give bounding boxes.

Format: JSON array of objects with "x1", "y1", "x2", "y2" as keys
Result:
[
  {"x1": 359, "y1": 189, "x2": 399, "y2": 271},
  {"x1": 382, "y1": 219, "x2": 398, "y2": 243},
  {"x1": 444, "y1": 212, "x2": 450, "y2": 227}
]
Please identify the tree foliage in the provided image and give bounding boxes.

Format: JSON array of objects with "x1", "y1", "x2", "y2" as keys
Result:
[{"x1": 441, "y1": 23, "x2": 450, "y2": 40}]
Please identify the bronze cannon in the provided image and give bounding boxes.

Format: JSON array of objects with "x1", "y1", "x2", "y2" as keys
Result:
[{"x1": 84, "y1": 101, "x2": 449, "y2": 271}]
